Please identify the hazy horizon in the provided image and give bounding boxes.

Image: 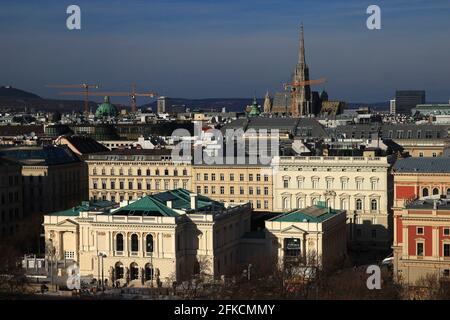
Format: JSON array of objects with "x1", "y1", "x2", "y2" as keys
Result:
[{"x1": 1, "y1": 0, "x2": 450, "y2": 104}]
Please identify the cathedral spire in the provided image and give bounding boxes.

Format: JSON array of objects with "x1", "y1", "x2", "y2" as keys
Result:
[{"x1": 299, "y1": 22, "x2": 306, "y2": 65}]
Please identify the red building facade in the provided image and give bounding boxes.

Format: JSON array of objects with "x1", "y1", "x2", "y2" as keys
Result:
[{"x1": 392, "y1": 158, "x2": 450, "y2": 285}]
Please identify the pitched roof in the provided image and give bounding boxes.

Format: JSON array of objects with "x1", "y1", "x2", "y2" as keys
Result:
[
  {"x1": 49, "y1": 200, "x2": 116, "y2": 216},
  {"x1": 113, "y1": 196, "x2": 179, "y2": 217},
  {"x1": 0, "y1": 145, "x2": 80, "y2": 166},
  {"x1": 63, "y1": 135, "x2": 109, "y2": 154},
  {"x1": 393, "y1": 157, "x2": 450, "y2": 173},
  {"x1": 271, "y1": 205, "x2": 342, "y2": 223},
  {"x1": 112, "y1": 189, "x2": 224, "y2": 217}
]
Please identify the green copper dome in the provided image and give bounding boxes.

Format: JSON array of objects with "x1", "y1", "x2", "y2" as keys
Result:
[
  {"x1": 320, "y1": 90, "x2": 329, "y2": 102},
  {"x1": 95, "y1": 96, "x2": 118, "y2": 118},
  {"x1": 248, "y1": 97, "x2": 261, "y2": 117}
]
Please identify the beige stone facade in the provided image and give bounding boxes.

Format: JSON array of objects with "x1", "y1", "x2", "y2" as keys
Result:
[
  {"x1": 192, "y1": 164, "x2": 274, "y2": 212},
  {"x1": 265, "y1": 205, "x2": 347, "y2": 268},
  {"x1": 272, "y1": 156, "x2": 392, "y2": 249},
  {"x1": 86, "y1": 150, "x2": 192, "y2": 202},
  {"x1": 43, "y1": 191, "x2": 252, "y2": 286}
]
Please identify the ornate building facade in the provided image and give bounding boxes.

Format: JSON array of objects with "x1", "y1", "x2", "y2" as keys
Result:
[
  {"x1": 86, "y1": 149, "x2": 192, "y2": 202},
  {"x1": 392, "y1": 157, "x2": 450, "y2": 284},
  {"x1": 272, "y1": 156, "x2": 393, "y2": 249},
  {"x1": 43, "y1": 189, "x2": 252, "y2": 286}
]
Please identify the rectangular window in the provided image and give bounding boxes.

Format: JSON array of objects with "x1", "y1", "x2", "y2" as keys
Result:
[
  {"x1": 264, "y1": 174, "x2": 269, "y2": 182},
  {"x1": 417, "y1": 227, "x2": 424, "y2": 235},
  {"x1": 240, "y1": 174, "x2": 244, "y2": 181},
  {"x1": 230, "y1": 186, "x2": 234, "y2": 195},
  {"x1": 283, "y1": 179, "x2": 289, "y2": 189},
  {"x1": 444, "y1": 244, "x2": 450, "y2": 257},
  {"x1": 229, "y1": 174, "x2": 234, "y2": 181},
  {"x1": 444, "y1": 228, "x2": 450, "y2": 236},
  {"x1": 211, "y1": 173, "x2": 216, "y2": 181},
  {"x1": 220, "y1": 174, "x2": 224, "y2": 181},
  {"x1": 203, "y1": 173, "x2": 208, "y2": 181},
  {"x1": 417, "y1": 242, "x2": 424, "y2": 256},
  {"x1": 249, "y1": 174, "x2": 253, "y2": 181}
]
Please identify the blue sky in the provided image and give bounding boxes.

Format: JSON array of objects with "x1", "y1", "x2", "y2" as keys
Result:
[{"x1": 0, "y1": 0, "x2": 449, "y2": 103}]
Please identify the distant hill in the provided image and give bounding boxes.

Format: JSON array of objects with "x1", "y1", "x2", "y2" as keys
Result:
[
  {"x1": 0, "y1": 86, "x2": 393, "y2": 113},
  {"x1": 0, "y1": 86, "x2": 97, "y2": 112},
  {"x1": 0, "y1": 86, "x2": 41, "y2": 99}
]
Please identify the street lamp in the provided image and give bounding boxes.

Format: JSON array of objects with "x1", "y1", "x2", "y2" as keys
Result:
[{"x1": 98, "y1": 253, "x2": 107, "y2": 291}]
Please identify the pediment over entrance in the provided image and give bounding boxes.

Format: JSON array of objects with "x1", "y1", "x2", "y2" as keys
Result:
[{"x1": 280, "y1": 225, "x2": 307, "y2": 234}]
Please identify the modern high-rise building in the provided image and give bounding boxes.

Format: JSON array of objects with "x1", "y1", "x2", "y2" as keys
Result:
[
  {"x1": 390, "y1": 99, "x2": 396, "y2": 114},
  {"x1": 395, "y1": 91, "x2": 425, "y2": 115}
]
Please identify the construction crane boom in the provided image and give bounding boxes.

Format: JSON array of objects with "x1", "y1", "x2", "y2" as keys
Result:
[
  {"x1": 46, "y1": 83, "x2": 99, "y2": 115},
  {"x1": 59, "y1": 84, "x2": 157, "y2": 113}
]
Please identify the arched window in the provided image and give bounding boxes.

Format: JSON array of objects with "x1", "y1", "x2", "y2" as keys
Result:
[
  {"x1": 341, "y1": 199, "x2": 348, "y2": 210},
  {"x1": 137, "y1": 169, "x2": 142, "y2": 176},
  {"x1": 131, "y1": 234, "x2": 139, "y2": 252},
  {"x1": 371, "y1": 199, "x2": 378, "y2": 211},
  {"x1": 422, "y1": 188, "x2": 429, "y2": 197},
  {"x1": 433, "y1": 188, "x2": 440, "y2": 195},
  {"x1": 146, "y1": 169, "x2": 151, "y2": 176},
  {"x1": 356, "y1": 199, "x2": 363, "y2": 211},
  {"x1": 115, "y1": 262, "x2": 124, "y2": 279},
  {"x1": 297, "y1": 198, "x2": 304, "y2": 209},
  {"x1": 164, "y1": 169, "x2": 169, "y2": 176},
  {"x1": 447, "y1": 188, "x2": 450, "y2": 195},
  {"x1": 130, "y1": 263, "x2": 139, "y2": 280},
  {"x1": 282, "y1": 197, "x2": 290, "y2": 210},
  {"x1": 183, "y1": 169, "x2": 188, "y2": 176},
  {"x1": 116, "y1": 234, "x2": 124, "y2": 251},
  {"x1": 312, "y1": 198, "x2": 319, "y2": 206},
  {"x1": 128, "y1": 168, "x2": 132, "y2": 175},
  {"x1": 174, "y1": 170, "x2": 178, "y2": 177},
  {"x1": 146, "y1": 234, "x2": 154, "y2": 253},
  {"x1": 155, "y1": 169, "x2": 160, "y2": 176}
]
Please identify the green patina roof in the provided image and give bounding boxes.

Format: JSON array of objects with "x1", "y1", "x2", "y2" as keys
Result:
[
  {"x1": 152, "y1": 188, "x2": 225, "y2": 212},
  {"x1": 112, "y1": 189, "x2": 224, "y2": 217},
  {"x1": 49, "y1": 200, "x2": 116, "y2": 216},
  {"x1": 272, "y1": 204, "x2": 342, "y2": 223},
  {"x1": 95, "y1": 96, "x2": 118, "y2": 118},
  {"x1": 49, "y1": 189, "x2": 225, "y2": 218},
  {"x1": 248, "y1": 97, "x2": 261, "y2": 117},
  {"x1": 113, "y1": 195, "x2": 179, "y2": 217}
]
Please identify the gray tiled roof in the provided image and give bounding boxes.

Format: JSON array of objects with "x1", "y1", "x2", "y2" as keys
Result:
[
  {"x1": 334, "y1": 123, "x2": 450, "y2": 140},
  {"x1": 393, "y1": 157, "x2": 450, "y2": 173}
]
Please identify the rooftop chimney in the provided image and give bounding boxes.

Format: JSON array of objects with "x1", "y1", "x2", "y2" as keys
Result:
[{"x1": 190, "y1": 193, "x2": 198, "y2": 210}]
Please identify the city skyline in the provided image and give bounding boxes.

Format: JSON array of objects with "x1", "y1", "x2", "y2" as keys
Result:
[{"x1": 1, "y1": 0, "x2": 450, "y2": 103}]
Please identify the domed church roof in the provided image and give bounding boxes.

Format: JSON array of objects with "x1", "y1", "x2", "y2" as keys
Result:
[{"x1": 95, "y1": 96, "x2": 118, "y2": 118}]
